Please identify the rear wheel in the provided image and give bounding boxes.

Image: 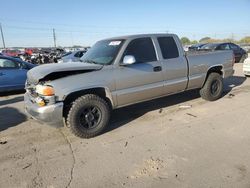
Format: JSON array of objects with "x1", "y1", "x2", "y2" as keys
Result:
[
  {"x1": 66, "y1": 94, "x2": 110, "y2": 138},
  {"x1": 200, "y1": 73, "x2": 223, "y2": 101}
]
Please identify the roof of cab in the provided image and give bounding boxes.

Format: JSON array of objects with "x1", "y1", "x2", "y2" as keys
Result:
[{"x1": 101, "y1": 33, "x2": 177, "y2": 41}]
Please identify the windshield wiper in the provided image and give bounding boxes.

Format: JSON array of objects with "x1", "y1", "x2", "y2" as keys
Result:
[{"x1": 82, "y1": 59, "x2": 99, "y2": 65}]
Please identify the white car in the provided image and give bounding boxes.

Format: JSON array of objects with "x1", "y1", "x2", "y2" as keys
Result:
[
  {"x1": 58, "y1": 50, "x2": 86, "y2": 63},
  {"x1": 243, "y1": 56, "x2": 250, "y2": 77}
]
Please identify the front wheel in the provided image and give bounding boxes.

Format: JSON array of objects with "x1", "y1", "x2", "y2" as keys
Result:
[
  {"x1": 200, "y1": 73, "x2": 223, "y2": 101},
  {"x1": 66, "y1": 94, "x2": 110, "y2": 138}
]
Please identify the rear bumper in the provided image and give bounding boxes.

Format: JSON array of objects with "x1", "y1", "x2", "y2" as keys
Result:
[{"x1": 24, "y1": 93, "x2": 64, "y2": 127}]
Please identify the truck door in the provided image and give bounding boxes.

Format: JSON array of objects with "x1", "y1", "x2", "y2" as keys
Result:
[
  {"x1": 115, "y1": 37, "x2": 164, "y2": 107},
  {"x1": 157, "y1": 36, "x2": 188, "y2": 94}
]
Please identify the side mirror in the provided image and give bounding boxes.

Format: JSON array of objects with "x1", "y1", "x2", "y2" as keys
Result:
[{"x1": 122, "y1": 55, "x2": 136, "y2": 65}]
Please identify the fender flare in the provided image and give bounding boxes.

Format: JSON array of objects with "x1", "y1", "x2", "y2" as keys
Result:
[{"x1": 63, "y1": 86, "x2": 115, "y2": 108}]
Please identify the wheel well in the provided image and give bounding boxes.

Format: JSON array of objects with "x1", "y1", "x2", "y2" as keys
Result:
[
  {"x1": 203, "y1": 66, "x2": 223, "y2": 86},
  {"x1": 63, "y1": 88, "x2": 112, "y2": 118}
]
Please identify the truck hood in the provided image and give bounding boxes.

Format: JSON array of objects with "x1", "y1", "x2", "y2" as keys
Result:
[{"x1": 27, "y1": 62, "x2": 103, "y2": 84}]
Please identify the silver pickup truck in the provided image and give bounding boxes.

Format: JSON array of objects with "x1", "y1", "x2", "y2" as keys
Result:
[{"x1": 24, "y1": 34, "x2": 234, "y2": 138}]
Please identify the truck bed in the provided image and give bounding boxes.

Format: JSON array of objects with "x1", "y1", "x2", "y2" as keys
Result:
[
  {"x1": 185, "y1": 50, "x2": 234, "y2": 90},
  {"x1": 186, "y1": 50, "x2": 221, "y2": 56}
]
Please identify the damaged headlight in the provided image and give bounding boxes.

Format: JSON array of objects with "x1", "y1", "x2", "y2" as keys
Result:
[
  {"x1": 35, "y1": 97, "x2": 46, "y2": 106},
  {"x1": 36, "y1": 85, "x2": 55, "y2": 96}
]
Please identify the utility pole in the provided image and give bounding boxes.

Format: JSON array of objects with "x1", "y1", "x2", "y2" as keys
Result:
[
  {"x1": 0, "y1": 23, "x2": 6, "y2": 48},
  {"x1": 53, "y1": 28, "x2": 56, "y2": 48},
  {"x1": 231, "y1": 33, "x2": 234, "y2": 42}
]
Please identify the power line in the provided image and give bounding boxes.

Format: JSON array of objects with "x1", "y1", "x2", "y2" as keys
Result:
[
  {"x1": 1, "y1": 18, "x2": 175, "y2": 30},
  {"x1": 3, "y1": 18, "x2": 250, "y2": 33},
  {"x1": 1, "y1": 21, "x2": 249, "y2": 47},
  {"x1": 2, "y1": 21, "x2": 249, "y2": 37}
]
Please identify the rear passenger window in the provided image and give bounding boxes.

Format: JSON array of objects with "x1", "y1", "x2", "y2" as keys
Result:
[
  {"x1": 123, "y1": 38, "x2": 157, "y2": 63},
  {"x1": 157, "y1": 37, "x2": 179, "y2": 59}
]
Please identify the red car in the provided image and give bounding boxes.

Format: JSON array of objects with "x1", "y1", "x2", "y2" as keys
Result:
[
  {"x1": 2, "y1": 49, "x2": 22, "y2": 57},
  {"x1": 25, "y1": 48, "x2": 33, "y2": 55}
]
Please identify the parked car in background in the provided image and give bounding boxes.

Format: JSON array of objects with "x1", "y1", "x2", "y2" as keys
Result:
[
  {"x1": 58, "y1": 50, "x2": 86, "y2": 63},
  {"x1": 243, "y1": 56, "x2": 250, "y2": 77},
  {"x1": 0, "y1": 55, "x2": 36, "y2": 92},
  {"x1": 25, "y1": 48, "x2": 34, "y2": 56},
  {"x1": 25, "y1": 33, "x2": 234, "y2": 138},
  {"x1": 183, "y1": 45, "x2": 191, "y2": 52},
  {"x1": 1, "y1": 49, "x2": 22, "y2": 57},
  {"x1": 200, "y1": 42, "x2": 247, "y2": 63},
  {"x1": 188, "y1": 43, "x2": 207, "y2": 51}
]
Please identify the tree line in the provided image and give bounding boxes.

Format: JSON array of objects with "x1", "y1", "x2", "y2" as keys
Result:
[{"x1": 181, "y1": 36, "x2": 250, "y2": 45}]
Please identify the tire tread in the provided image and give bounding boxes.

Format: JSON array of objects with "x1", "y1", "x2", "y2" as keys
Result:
[
  {"x1": 66, "y1": 94, "x2": 110, "y2": 138},
  {"x1": 200, "y1": 72, "x2": 223, "y2": 101}
]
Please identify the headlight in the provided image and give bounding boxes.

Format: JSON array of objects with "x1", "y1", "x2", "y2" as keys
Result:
[
  {"x1": 35, "y1": 97, "x2": 46, "y2": 106},
  {"x1": 36, "y1": 85, "x2": 55, "y2": 96}
]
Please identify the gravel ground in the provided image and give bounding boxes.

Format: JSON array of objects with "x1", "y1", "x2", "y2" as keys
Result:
[{"x1": 0, "y1": 63, "x2": 250, "y2": 188}]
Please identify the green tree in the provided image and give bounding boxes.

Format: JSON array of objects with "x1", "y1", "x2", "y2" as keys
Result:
[
  {"x1": 181, "y1": 37, "x2": 191, "y2": 45},
  {"x1": 199, "y1": 37, "x2": 211, "y2": 43},
  {"x1": 190, "y1": 40, "x2": 198, "y2": 44},
  {"x1": 240, "y1": 36, "x2": 250, "y2": 44}
]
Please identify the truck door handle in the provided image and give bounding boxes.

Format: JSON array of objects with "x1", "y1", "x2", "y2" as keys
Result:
[{"x1": 153, "y1": 66, "x2": 162, "y2": 72}]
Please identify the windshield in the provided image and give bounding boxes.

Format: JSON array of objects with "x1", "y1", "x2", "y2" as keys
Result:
[
  {"x1": 80, "y1": 39, "x2": 124, "y2": 65},
  {"x1": 200, "y1": 43, "x2": 219, "y2": 50}
]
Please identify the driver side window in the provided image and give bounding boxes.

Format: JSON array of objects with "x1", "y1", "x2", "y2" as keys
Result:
[
  {"x1": 0, "y1": 59, "x2": 20, "y2": 69},
  {"x1": 123, "y1": 38, "x2": 157, "y2": 63}
]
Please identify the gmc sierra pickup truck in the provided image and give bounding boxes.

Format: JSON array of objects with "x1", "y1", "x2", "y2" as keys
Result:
[{"x1": 24, "y1": 34, "x2": 234, "y2": 138}]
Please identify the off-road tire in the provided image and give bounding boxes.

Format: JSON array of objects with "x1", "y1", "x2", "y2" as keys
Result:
[
  {"x1": 66, "y1": 94, "x2": 110, "y2": 138},
  {"x1": 200, "y1": 73, "x2": 223, "y2": 101}
]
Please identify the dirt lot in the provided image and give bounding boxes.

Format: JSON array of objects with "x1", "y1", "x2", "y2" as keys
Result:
[{"x1": 0, "y1": 63, "x2": 250, "y2": 188}]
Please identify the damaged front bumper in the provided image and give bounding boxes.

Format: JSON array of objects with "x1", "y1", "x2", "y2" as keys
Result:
[{"x1": 24, "y1": 92, "x2": 64, "y2": 127}]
